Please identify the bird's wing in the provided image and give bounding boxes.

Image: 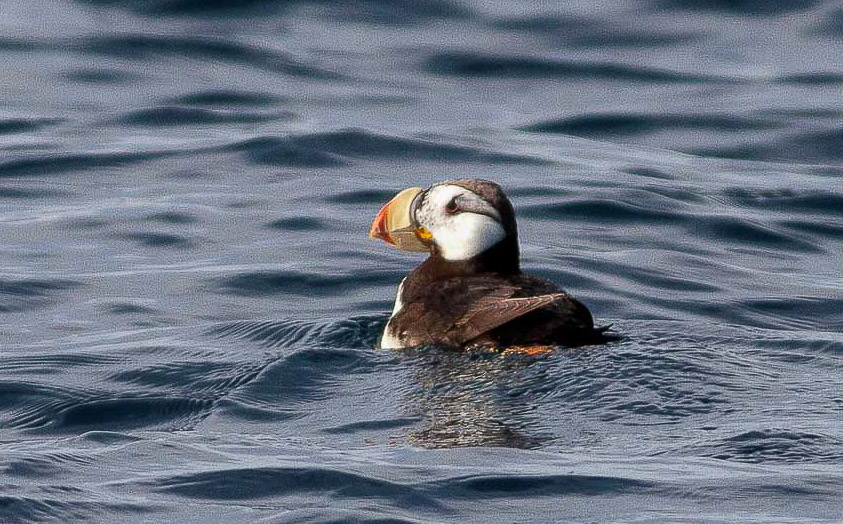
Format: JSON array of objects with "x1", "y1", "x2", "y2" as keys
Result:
[{"x1": 450, "y1": 292, "x2": 570, "y2": 346}]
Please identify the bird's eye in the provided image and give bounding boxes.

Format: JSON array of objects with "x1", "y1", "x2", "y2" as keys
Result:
[{"x1": 445, "y1": 197, "x2": 460, "y2": 214}]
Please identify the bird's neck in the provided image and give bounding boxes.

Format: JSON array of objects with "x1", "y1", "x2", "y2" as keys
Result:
[{"x1": 417, "y1": 235, "x2": 520, "y2": 280}]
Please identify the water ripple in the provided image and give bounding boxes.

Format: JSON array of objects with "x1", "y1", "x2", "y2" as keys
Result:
[
  {"x1": 0, "y1": 150, "x2": 176, "y2": 177},
  {"x1": 520, "y1": 113, "x2": 780, "y2": 138},
  {"x1": 650, "y1": 0, "x2": 820, "y2": 15},
  {"x1": 77, "y1": 35, "x2": 345, "y2": 79},
  {"x1": 0, "y1": 117, "x2": 63, "y2": 135},
  {"x1": 0, "y1": 279, "x2": 82, "y2": 312},
  {"x1": 426, "y1": 52, "x2": 737, "y2": 83},
  {"x1": 114, "y1": 106, "x2": 290, "y2": 127},
  {"x1": 168, "y1": 89, "x2": 287, "y2": 107},
  {"x1": 76, "y1": 0, "x2": 471, "y2": 24},
  {"x1": 491, "y1": 14, "x2": 699, "y2": 48},
  {"x1": 54, "y1": 396, "x2": 213, "y2": 431},
  {"x1": 698, "y1": 429, "x2": 843, "y2": 463},
  {"x1": 224, "y1": 129, "x2": 549, "y2": 168},
  {"x1": 216, "y1": 269, "x2": 404, "y2": 297},
  {"x1": 155, "y1": 466, "x2": 446, "y2": 509}
]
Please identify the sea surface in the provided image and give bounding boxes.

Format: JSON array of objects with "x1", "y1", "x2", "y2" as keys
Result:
[{"x1": 1, "y1": 1, "x2": 842, "y2": 522}]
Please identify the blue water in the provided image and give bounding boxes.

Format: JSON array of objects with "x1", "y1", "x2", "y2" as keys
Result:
[{"x1": 2, "y1": 1, "x2": 843, "y2": 522}]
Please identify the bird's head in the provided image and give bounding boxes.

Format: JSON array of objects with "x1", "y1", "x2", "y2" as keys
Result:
[{"x1": 370, "y1": 179, "x2": 518, "y2": 265}]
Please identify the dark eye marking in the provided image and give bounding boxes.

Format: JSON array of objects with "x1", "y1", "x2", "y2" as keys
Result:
[
  {"x1": 445, "y1": 196, "x2": 460, "y2": 214},
  {"x1": 412, "y1": 189, "x2": 429, "y2": 224}
]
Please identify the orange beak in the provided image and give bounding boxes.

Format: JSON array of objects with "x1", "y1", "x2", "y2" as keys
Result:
[
  {"x1": 369, "y1": 187, "x2": 430, "y2": 252},
  {"x1": 370, "y1": 201, "x2": 395, "y2": 244}
]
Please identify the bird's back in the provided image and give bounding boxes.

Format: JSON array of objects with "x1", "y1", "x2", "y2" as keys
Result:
[{"x1": 392, "y1": 271, "x2": 601, "y2": 349}]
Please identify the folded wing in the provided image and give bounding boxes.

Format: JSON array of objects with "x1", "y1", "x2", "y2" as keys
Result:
[{"x1": 451, "y1": 292, "x2": 571, "y2": 345}]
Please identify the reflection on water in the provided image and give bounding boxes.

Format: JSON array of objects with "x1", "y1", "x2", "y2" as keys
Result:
[{"x1": 400, "y1": 348, "x2": 554, "y2": 449}]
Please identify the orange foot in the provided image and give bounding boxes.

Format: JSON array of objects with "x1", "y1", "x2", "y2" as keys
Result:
[{"x1": 503, "y1": 345, "x2": 555, "y2": 355}]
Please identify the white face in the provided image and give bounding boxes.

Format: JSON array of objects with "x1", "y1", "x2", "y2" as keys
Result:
[{"x1": 415, "y1": 184, "x2": 507, "y2": 261}]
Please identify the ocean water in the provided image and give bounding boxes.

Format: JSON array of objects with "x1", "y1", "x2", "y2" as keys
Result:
[{"x1": 1, "y1": 0, "x2": 842, "y2": 522}]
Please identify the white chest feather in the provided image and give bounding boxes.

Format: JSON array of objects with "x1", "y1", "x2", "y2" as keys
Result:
[{"x1": 380, "y1": 278, "x2": 406, "y2": 349}]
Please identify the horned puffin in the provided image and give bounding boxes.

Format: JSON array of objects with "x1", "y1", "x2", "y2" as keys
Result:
[{"x1": 370, "y1": 179, "x2": 610, "y2": 350}]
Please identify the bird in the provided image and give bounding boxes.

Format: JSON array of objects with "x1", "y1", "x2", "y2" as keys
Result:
[{"x1": 369, "y1": 178, "x2": 611, "y2": 350}]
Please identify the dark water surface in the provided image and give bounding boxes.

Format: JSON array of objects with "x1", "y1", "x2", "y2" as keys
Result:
[{"x1": 2, "y1": 1, "x2": 843, "y2": 522}]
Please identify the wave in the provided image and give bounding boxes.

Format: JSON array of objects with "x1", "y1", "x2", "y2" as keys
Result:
[
  {"x1": 520, "y1": 113, "x2": 780, "y2": 137},
  {"x1": 0, "y1": 374, "x2": 216, "y2": 432},
  {"x1": 438, "y1": 473, "x2": 655, "y2": 496},
  {"x1": 722, "y1": 188, "x2": 843, "y2": 216},
  {"x1": 215, "y1": 269, "x2": 404, "y2": 297},
  {"x1": 108, "y1": 360, "x2": 255, "y2": 393},
  {"x1": 649, "y1": 0, "x2": 820, "y2": 15},
  {"x1": 695, "y1": 127, "x2": 843, "y2": 164},
  {"x1": 4, "y1": 451, "x2": 94, "y2": 478},
  {"x1": 168, "y1": 89, "x2": 287, "y2": 107},
  {"x1": 104, "y1": 303, "x2": 159, "y2": 315},
  {"x1": 264, "y1": 217, "x2": 327, "y2": 231},
  {"x1": 153, "y1": 465, "x2": 654, "y2": 504},
  {"x1": 736, "y1": 296, "x2": 843, "y2": 331},
  {"x1": 213, "y1": 347, "x2": 384, "y2": 423},
  {"x1": 0, "y1": 37, "x2": 49, "y2": 51},
  {"x1": 779, "y1": 72, "x2": 843, "y2": 85},
  {"x1": 0, "y1": 354, "x2": 120, "y2": 376},
  {"x1": 145, "y1": 211, "x2": 199, "y2": 224},
  {"x1": 77, "y1": 34, "x2": 344, "y2": 79},
  {"x1": 61, "y1": 68, "x2": 140, "y2": 84},
  {"x1": 692, "y1": 216, "x2": 820, "y2": 252},
  {"x1": 323, "y1": 416, "x2": 422, "y2": 434},
  {"x1": 55, "y1": 397, "x2": 213, "y2": 431},
  {"x1": 491, "y1": 14, "x2": 700, "y2": 48},
  {"x1": 74, "y1": 0, "x2": 470, "y2": 24},
  {"x1": 521, "y1": 199, "x2": 685, "y2": 223},
  {"x1": 426, "y1": 52, "x2": 736, "y2": 83},
  {"x1": 282, "y1": 129, "x2": 548, "y2": 164},
  {"x1": 779, "y1": 219, "x2": 843, "y2": 237},
  {"x1": 114, "y1": 106, "x2": 289, "y2": 127},
  {"x1": 259, "y1": 508, "x2": 430, "y2": 523},
  {"x1": 209, "y1": 319, "x2": 326, "y2": 349},
  {"x1": 0, "y1": 150, "x2": 176, "y2": 177},
  {"x1": 0, "y1": 187, "x2": 65, "y2": 199},
  {"x1": 813, "y1": 8, "x2": 843, "y2": 36},
  {"x1": 694, "y1": 429, "x2": 843, "y2": 463},
  {"x1": 208, "y1": 315, "x2": 384, "y2": 349},
  {"x1": 224, "y1": 136, "x2": 348, "y2": 167},
  {"x1": 323, "y1": 188, "x2": 399, "y2": 204},
  {"x1": 224, "y1": 129, "x2": 550, "y2": 168},
  {"x1": 0, "y1": 117, "x2": 63, "y2": 135},
  {"x1": 155, "y1": 466, "x2": 445, "y2": 508},
  {"x1": 114, "y1": 232, "x2": 194, "y2": 248},
  {"x1": 0, "y1": 494, "x2": 152, "y2": 524},
  {"x1": 0, "y1": 279, "x2": 82, "y2": 312}
]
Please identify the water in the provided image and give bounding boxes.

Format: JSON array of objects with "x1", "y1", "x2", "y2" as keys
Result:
[{"x1": 2, "y1": 0, "x2": 842, "y2": 522}]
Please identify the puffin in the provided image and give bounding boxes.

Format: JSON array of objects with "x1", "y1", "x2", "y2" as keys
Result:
[{"x1": 369, "y1": 178, "x2": 610, "y2": 350}]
